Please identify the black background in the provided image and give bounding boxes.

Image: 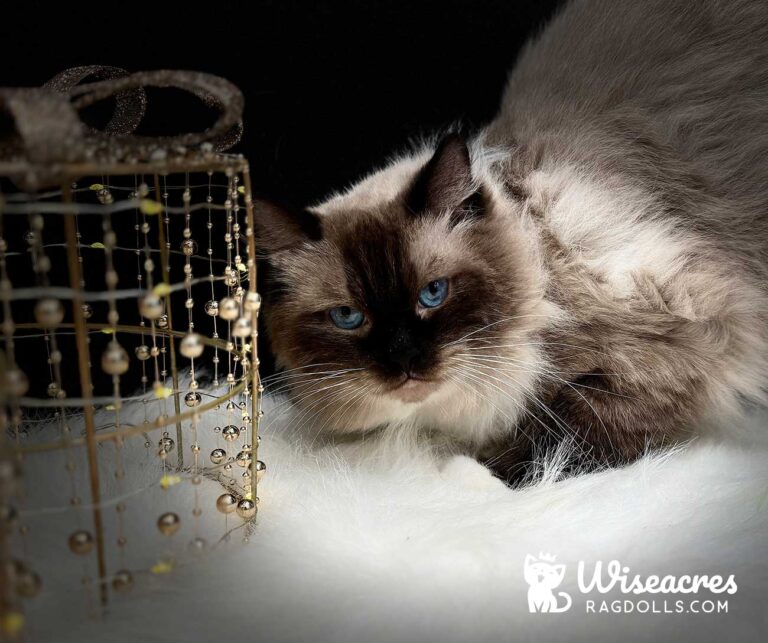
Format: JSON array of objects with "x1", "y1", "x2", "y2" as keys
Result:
[{"x1": 1, "y1": 0, "x2": 563, "y2": 396}]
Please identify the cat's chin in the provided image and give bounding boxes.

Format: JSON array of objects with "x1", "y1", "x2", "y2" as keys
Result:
[{"x1": 386, "y1": 376, "x2": 439, "y2": 404}]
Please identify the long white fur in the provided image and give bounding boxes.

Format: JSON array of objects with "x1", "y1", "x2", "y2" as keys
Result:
[{"x1": 21, "y1": 393, "x2": 768, "y2": 642}]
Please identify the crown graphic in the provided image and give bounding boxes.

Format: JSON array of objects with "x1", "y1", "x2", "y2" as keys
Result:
[{"x1": 538, "y1": 552, "x2": 557, "y2": 562}]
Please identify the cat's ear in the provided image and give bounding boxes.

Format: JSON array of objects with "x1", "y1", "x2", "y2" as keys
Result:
[
  {"x1": 254, "y1": 197, "x2": 323, "y2": 253},
  {"x1": 524, "y1": 554, "x2": 537, "y2": 568},
  {"x1": 406, "y1": 132, "x2": 484, "y2": 223}
]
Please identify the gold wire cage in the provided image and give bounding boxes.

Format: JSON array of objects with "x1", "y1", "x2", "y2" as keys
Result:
[{"x1": 0, "y1": 66, "x2": 264, "y2": 635}]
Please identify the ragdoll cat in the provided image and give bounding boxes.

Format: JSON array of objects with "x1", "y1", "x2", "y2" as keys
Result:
[{"x1": 256, "y1": 0, "x2": 768, "y2": 482}]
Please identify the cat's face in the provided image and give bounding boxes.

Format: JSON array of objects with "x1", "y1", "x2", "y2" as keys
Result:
[
  {"x1": 257, "y1": 135, "x2": 548, "y2": 442},
  {"x1": 524, "y1": 555, "x2": 566, "y2": 589}
]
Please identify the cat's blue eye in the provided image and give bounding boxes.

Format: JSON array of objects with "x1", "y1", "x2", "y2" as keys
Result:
[
  {"x1": 418, "y1": 278, "x2": 449, "y2": 308},
  {"x1": 329, "y1": 305, "x2": 365, "y2": 330}
]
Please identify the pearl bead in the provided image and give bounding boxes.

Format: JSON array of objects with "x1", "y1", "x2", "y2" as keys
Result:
[
  {"x1": 157, "y1": 512, "x2": 180, "y2": 536},
  {"x1": 236, "y1": 450, "x2": 252, "y2": 467},
  {"x1": 156, "y1": 314, "x2": 169, "y2": 328},
  {"x1": 68, "y1": 530, "x2": 94, "y2": 555},
  {"x1": 222, "y1": 425, "x2": 240, "y2": 442},
  {"x1": 256, "y1": 460, "x2": 267, "y2": 482},
  {"x1": 184, "y1": 391, "x2": 201, "y2": 407},
  {"x1": 210, "y1": 448, "x2": 226, "y2": 465},
  {"x1": 218, "y1": 297, "x2": 239, "y2": 321},
  {"x1": 215, "y1": 493, "x2": 237, "y2": 514},
  {"x1": 180, "y1": 333, "x2": 204, "y2": 359},
  {"x1": 81, "y1": 303, "x2": 94, "y2": 319},
  {"x1": 189, "y1": 537, "x2": 207, "y2": 550},
  {"x1": 232, "y1": 317, "x2": 252, "y2": 338},
  {"x1": 4, "y1": 369, "x2": 29, "y2": 397},
  {"x1": 236, "y1": 498, "x2": 257, "y2": 519},
  {"x1": 204, "y1": 300, "x2": 219, "y2": 317},
  {"x1": 102, "y1": 341, "x2": 130, "y2": 375},
  {"x1": 244, "y1": 292, "x2": 262, "y2": 312},
  {"x1": 135, "y1": 345, "x2": 150, "y2": 360},
  {"x1": 34, "y1": 299, "x2": 64, "y2": 328},
  {"x1": 139, "y1": 294, "x2": 164, "y2": 319}
]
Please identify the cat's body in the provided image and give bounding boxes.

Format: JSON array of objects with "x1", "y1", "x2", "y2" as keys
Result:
[{"x1": 258, "y1": 0, "x2": 768, "y2": 482}]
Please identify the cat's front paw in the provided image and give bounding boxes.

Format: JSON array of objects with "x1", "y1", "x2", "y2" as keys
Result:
[{"x1": 440, "y1": 455, "x2": 507, "y2": 491}]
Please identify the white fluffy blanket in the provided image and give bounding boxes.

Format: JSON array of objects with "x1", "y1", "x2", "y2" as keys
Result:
[{"x1": 20, "y1": 395, "x2": 768, "y2": 642}]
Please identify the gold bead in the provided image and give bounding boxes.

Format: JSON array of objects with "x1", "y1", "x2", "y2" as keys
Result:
[
  {"x1": 236, "y1": 498, "x2": 257, "y2": 520},
  {"x1": 184, "y1": 391, "x2": 202, "y2": 407},
  {"x1": 158, "y1": 436, "x2": 174, "y2": 453},
  {"x1": 180, "y1": 239, "x2": 198, "y2": 256},
  {"x1": 157, "y1": 512, "x2": 180, "y2": 536},
  {"x1": 68, "y1": 530, "x2": 94, "y2": 555},
  {"x1": 222, "y1": 425, "x2": 240, "y2": 442},
  {"x1": 112, "y1": 569, "x2": 133, "y2": 592},
  {"x1": 215, "y1": 493, "x2": 237, "y2": 514},
  {"x1": 210, "y1": 448, "x2": 227, "y2": 465},
  {"x1": 236, "y1": 450, "x2": 252, "y2": 467},
  {"x1": 204, "y1": 300, "x2": 219, "y2": 316}
]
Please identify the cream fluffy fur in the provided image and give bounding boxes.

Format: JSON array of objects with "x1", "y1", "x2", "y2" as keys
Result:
[{"x1": 21, "y1": 393, "x2": 768, "y2": 642}]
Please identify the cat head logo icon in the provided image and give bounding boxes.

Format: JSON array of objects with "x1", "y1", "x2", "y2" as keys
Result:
[{"x1": 524, "y1": 553, "x2": 573, "y2": 613}]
